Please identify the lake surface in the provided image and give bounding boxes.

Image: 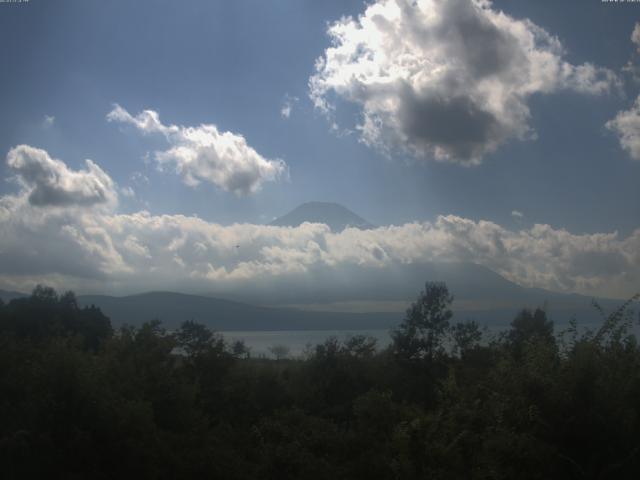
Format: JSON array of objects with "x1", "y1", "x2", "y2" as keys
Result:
[
  {"x1": 221, "y1": 320, "x2": 625, "y2": 358},
  {"x1": 222, "y1": 329, "x2": 393, "y2": 358}
]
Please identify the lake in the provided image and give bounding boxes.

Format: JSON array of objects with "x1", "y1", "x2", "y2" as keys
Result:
[
  {"x1": 222, "y1": 329, "x2": 393, "y2": 358},
  {"x1": 221, "y1": 319, "x2": 623, "y2": 358}
]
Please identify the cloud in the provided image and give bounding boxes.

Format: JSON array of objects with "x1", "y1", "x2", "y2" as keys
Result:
[
  {"x1": 1, "y1": 167, "x2": 638, "y2": 301},
  {"x1": 281, "y1": 95, "x2": 299, "y2": 119},
  {"x1": 632, "y1": 22, "x2": 640, "y2": 52},
  {"x1": 120, "y1": 186, "x2": 135, "y2": 198},
  {"x1": 42, "y1": 115, "x2": 55, "y2": 129},
  {"x1": 606, "y1": 95, "x2": 640, "y2": 160},
  {"x1": 130, "y1": 171, "x2": 149, "y2": 185},
  {"x1": 623, "y1": 23, "x2": 640, "y2": 81},
  {"x1": 6, "y1": 145, "x2": 117, "y2": 208},
  {"x1": 612, "y1": 23, "x2": 640, "y2": 159},
  {"x1": 609, "y1": 23, "x2": 640, "y2": 159},
  {"x1": 1, "y1": 147, "x2": 636, "y2": 299},
  {"x1": 107, "y1": 105, "x2": 288, "y2": 195},
  {"x1": 309, "y1": 0, "x2": 620, "y2": 164}
]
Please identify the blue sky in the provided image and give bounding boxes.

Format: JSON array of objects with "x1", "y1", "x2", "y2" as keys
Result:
[
  {"x1": 1, "y1": 0, "x2": 638, "y2": 230},
  {"x1": 0, "y1": 0, "x2": 639, "y2": 299}
]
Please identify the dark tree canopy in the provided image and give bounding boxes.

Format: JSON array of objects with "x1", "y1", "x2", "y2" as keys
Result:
[
  {"x1": 392, "y1": 281, "x2": 453, "y2": 361},
  {"x1": 508, "y1": 307, "x2": 554, "y2": 356},
  {"x1": 1, "y1": 284, "x2": 639, "y2": 479},
  {"x1": 0, "y1": 285, "x2": 112, "y2": 350},
  {"x1": 450, "y1": 319, "x2": 483, "y2": 357}
]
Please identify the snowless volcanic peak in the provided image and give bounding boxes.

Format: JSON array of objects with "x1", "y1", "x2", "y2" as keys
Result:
[{"x1": 270, "y1": 202, "x2": 374, "y2": 231}]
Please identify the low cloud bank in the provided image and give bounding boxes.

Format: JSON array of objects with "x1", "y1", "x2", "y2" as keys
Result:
[{"x1": 1, "y1": 146, "x2": 638, "y2": 300}]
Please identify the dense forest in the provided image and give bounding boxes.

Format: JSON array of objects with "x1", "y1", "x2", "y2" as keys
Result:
[{"x1": 1, "y1": 284, "x2": 639, "y2": 479}]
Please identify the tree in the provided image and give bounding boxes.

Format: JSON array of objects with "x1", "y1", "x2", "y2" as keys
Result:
[
  {"x1": 231, "y1": 339, "x2": 250, "y2": 359},
  {"x1": 450, "y1": 320, "x2": 482, "y2": 357},
  {"x1": 392, "y1": 281, "x2": 453, "y2": 361},
  {"x1": 59, "y1": 290, "x2": 78, "y2": 309},
  {"x1": 0, "y1": 286, "x2": 112, "y2": 349},
  {"x1": 31, "y1": 284, "x2": 58, "y2": 304},
  {"x1": 269, "y1": 344, "x2": 291, "y2": 360},
  {"x1": 175, "y1": 320, "x2": 219, "y2": 358},
  {"x1": 343, "y1": 335, "x2": 377, "y2": 359},
  {"x1": 508, "y1": 307, "x2": 554, "y2": 355}
]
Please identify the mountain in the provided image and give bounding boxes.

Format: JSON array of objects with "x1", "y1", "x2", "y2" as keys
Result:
[
  {"x1": 0, "y1": 289, "x2": 27, "y2": 303},
  {"x1": 270, "y1": 202, "x2": 374, "y2": 231},
  {"x1": 2, "y1": 275, "x2": 629, "y2": 332},
  {"x1": 78, "y1": 292, "x2": 398, "y2": 331},
  {"x1": 3, "y1": 265, "x2": 631, "y2": 331},
  {"x1": 212, "y1": 261, "x2": 627, "y2": 326},
  {"x1": 78, "y1": 279, "x2": 627, "y2": 333}
]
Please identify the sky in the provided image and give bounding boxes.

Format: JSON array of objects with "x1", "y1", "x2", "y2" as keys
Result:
[{"x1": 0, "y1": 0, "x2": 639, "y2": 301}]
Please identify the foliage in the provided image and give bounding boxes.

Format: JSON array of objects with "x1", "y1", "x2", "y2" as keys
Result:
[
  {"x1": 392, "y1": 281, "x2": 454, "y2": 362},
  {"x1": 0, "y1": 285, "x2": 639, "y2": 478},
  {"x1": 268, "y1": 344, "x2": 291, "y2": 360}
]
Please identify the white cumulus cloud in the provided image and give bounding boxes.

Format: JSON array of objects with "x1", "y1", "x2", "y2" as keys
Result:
[
  {"x1": 632, "y1": 22, "x2": 640, "y2": 52},
  {"x1": 6, "y1": 145, "x2": 117, "y2": 209},
  {"x1": 606, "y1": 95, "x2": 640, "y2": 160},
  {"x1": 609, "y1": 23, "x2": 640, "y2": 160},
  {"x1": 309, "y1": 0, "x2": 620, "y2": 164},
  {"x1": 107, "y1": 105, "x2": 288, "y2": 195},
  {"x1": 623, "y1": 22, "x2": 640, "y2": 81}
]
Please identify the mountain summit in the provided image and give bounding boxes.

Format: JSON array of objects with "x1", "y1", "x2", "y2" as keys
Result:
[{"x1": 270, "y1": 202, "x2": 374, "y2": 231}]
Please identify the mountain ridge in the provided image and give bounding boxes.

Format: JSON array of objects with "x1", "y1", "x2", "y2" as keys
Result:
[
  {"x1": 78, "y1": 291, "x2": 397, "y2": 331},
  {"x1": 3, "y1": 277, "x2": 630, "y2": 331},
  {"x1": 270, "y1": 201, "x2": 374, "y2": 231}
]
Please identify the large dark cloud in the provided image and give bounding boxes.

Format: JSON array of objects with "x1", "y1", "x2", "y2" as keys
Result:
[
  {"x1": 310, "y1": 0, "x2": 619, "y2": 164},
  {"x1": 436, "y1": 0, "x2": 525, "y2": 79},
  {"x1": 399, "y1": 89, "x2": 504, "y2": 161}
]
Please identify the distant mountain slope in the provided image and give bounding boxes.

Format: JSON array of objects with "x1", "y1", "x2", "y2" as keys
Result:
[
  {"x1": 78, "y1": 284, "x2": 627, "y2": 333},
  {"x1": 212, "y1": 261, "x2": 628, "y2": 326},
  {"x1": 270, "y1": 202, "x2": 374, "y2": 231},
  {"x1": 0, "y1": 289, "x2": 27, "y2": 303},
  {"x1": 5, "y1": 265, "x2": 631, "y2": 331},
  {"x1": 78, "y1": 291, "x2": 398, "y2": 331}
]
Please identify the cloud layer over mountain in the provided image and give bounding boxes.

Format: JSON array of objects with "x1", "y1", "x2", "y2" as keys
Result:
[{"x1": 1, "y1": 146, "x2": 638, "y2": 299}]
